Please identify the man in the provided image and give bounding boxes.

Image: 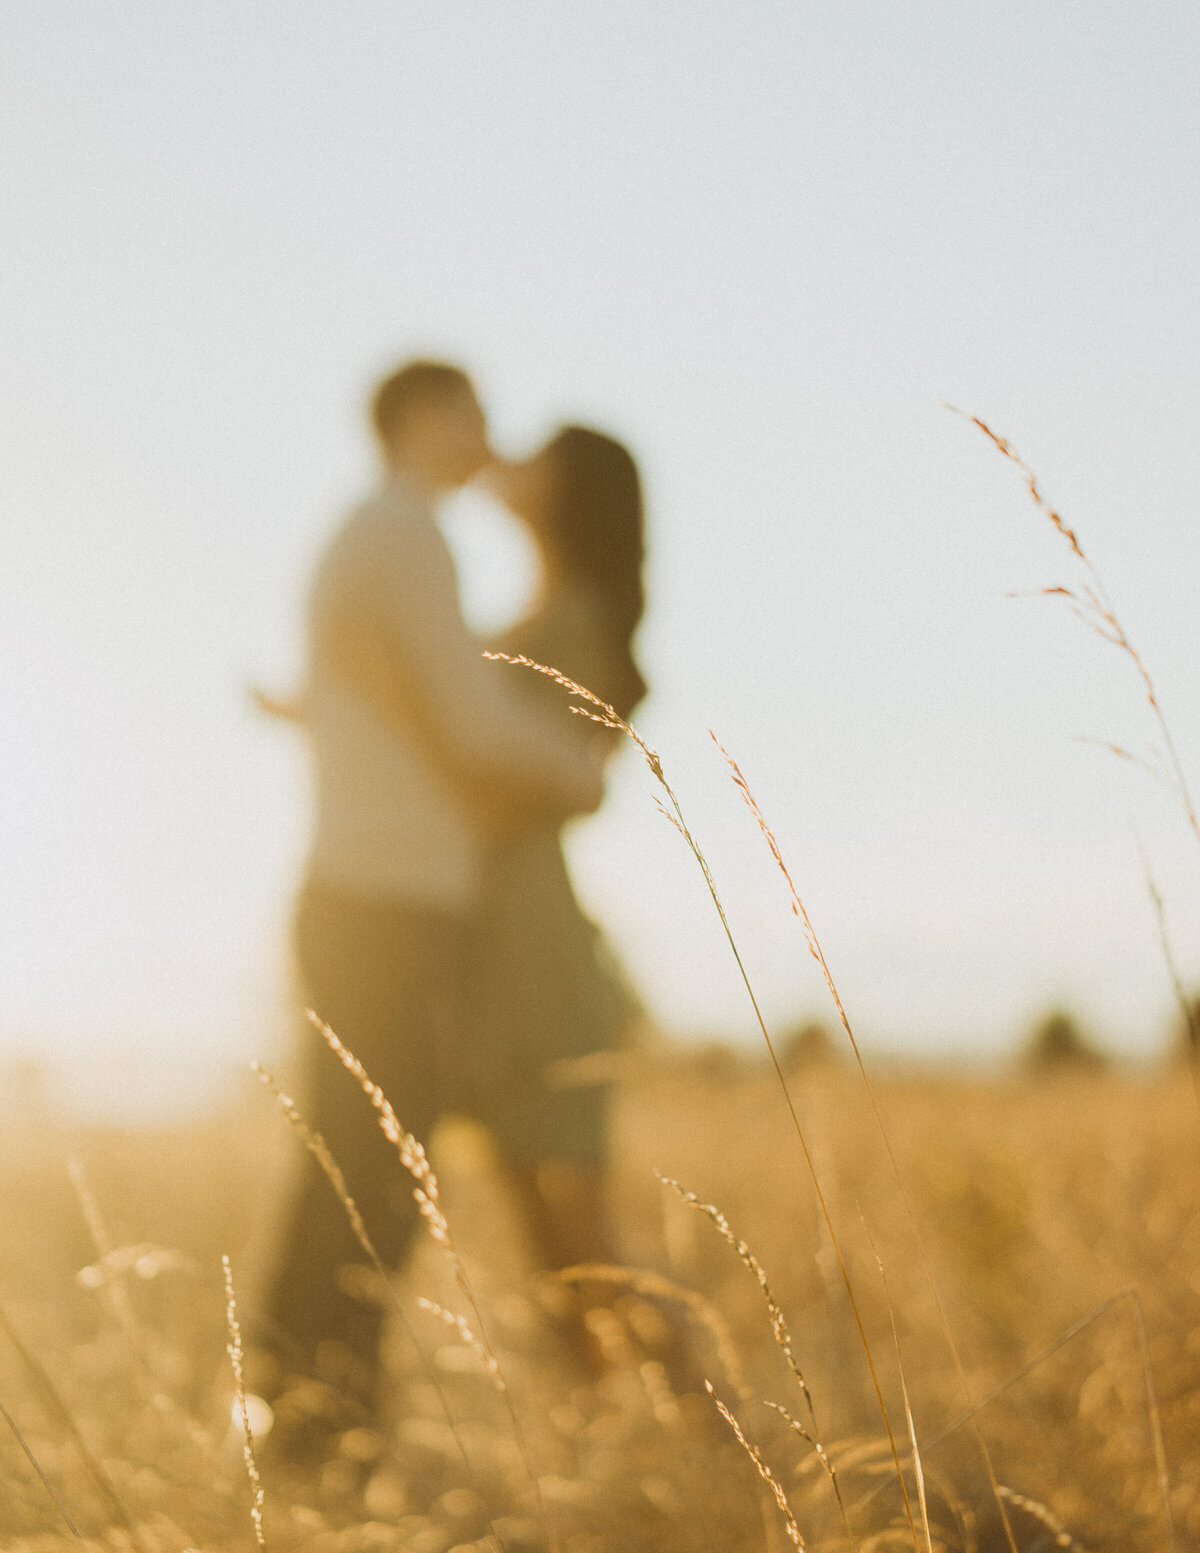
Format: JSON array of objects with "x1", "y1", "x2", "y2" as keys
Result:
[{"x1": 265, "y1": 361, "x2": 603, "y2": 1420}]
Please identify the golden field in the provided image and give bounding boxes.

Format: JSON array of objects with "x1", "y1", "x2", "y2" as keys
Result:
[{"x1": 0, "y1": 1050, "x2": 1196, "y2": 1553}]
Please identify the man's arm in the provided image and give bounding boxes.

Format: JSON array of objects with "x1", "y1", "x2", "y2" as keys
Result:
[{"x1": 335, "y1": 503, "x2": 605, "y2": 818}]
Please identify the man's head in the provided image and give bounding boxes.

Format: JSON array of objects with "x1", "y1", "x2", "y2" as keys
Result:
[{"x1": 370, "y1": 360, "x2": 490, "y2": 490}]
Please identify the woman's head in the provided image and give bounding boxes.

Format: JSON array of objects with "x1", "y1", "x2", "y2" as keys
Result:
[{"x1": 498, "y1": 426, "x2": 647, "y2": 717}]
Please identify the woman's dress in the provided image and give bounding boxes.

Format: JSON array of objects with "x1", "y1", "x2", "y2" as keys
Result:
[{"x1": 467, "y1": 588, "x2": 639, "y2": 1167}]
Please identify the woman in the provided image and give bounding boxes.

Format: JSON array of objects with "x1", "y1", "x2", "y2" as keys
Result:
[
  {"x1": 253, "y1": 425, "x2": 647, "y2": 1370},
  {"x1": 470, "y1": 425, "x2": 647, "y2": 1286}
]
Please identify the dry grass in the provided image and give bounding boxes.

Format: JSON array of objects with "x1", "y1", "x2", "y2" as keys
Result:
[
  {"x1": 0, "y1": 1054, "x2": 1196, "y2": 1552},
  {"x1": 2, "y1": 422, "x2": 1195, "y2": 1551}
]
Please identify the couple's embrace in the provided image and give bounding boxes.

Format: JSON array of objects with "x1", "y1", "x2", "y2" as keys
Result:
[{"x1": 264, "y1": 361, "x2": 646, "y2": 1420}]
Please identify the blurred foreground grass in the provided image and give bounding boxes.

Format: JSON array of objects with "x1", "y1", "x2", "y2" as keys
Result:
[{"x1": 0, "y1": 1054, "x2": 1197, "y2": 1552}]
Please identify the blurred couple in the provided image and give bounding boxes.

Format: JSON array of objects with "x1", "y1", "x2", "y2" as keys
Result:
[{"x1": 264, "y1": 361, "x2": 646, "y2": 1415}]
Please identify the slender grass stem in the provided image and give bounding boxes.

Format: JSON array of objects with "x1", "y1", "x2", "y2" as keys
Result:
[
  {"x1": 307, "y1": 1014, "x2": 557, "y2": 1552},
  {"x1": 254, "y1": 1062, "x2": 510, "y2": 1553},
  {"x1": 708, "y1": 733, "x2": 1018, "y2": 1553},
  {"x1": 223, "y1": 1256, "x2": 266, "y2": 1550},
  {"x1": 951, "y1": 406, "x2": 1200, "y2": 847},
  {"x1": 0, "y1": 1301, "x2": 149, "y2": 1551},
  {"x1": 486, "y1": 651, "x2": 918, "y2": 1548},
  {"x1": 0, "y1": 1391, "x2": 87, "y2": 1542}
]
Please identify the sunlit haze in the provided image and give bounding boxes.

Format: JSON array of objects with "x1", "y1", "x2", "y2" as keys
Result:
[{"x1": 3, "y1": 3, "x2": 1199, "y2": 1117}]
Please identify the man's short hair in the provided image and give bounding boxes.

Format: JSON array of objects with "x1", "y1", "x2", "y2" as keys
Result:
[{"x1": 370, "y1": 360, "x2": 474, "y2": 447}]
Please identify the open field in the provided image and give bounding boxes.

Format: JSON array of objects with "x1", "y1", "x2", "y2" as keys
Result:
[{"x1": 0, "y1": 1054, "x2": 1197, "y2": 1552}]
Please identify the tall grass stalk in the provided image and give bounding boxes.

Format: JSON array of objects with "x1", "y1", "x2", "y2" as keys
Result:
[
  {"x1": 951, "y1": 407, "x2": 1199, "y2": 846},
  {"x1": 486, "y1": 651, "x2": 919, "y2": 1548},
  {"x1": 708, "y1": 733, "x2": 1019, "y2": 1553},
  {"x1": 223, "y1": 1255, "x2": 266, "y2": 1550},
  {"x1": 960, "y1": 405, "x2": 1200, "y2": 1155},
  {"x1": 1138, "y1": 856, "x2": 1200, "y2": 1122},
  {"x1": 656, "y1": 1174, "x2": 853, "y2": 1545},
  {"x1": 0, "y1": 1300, "x2": 147, "y2": 1550},
  {"x1": 861, "y1": 1215, "x2": 933, "y2": 1553},
  {"x1": 953, "y1": 410, "x2": 1196, "y2": 1544},
  {"x1": 415, "y1": 1297, "x2": 503, "y2": 1389},
  {"x1": 0, "y1": 1391, "x2": 86, "y2": 1542},
  {"x1": 845, "y1": 1276, "x2": 1177, "y2": 1545},
  {"x1": 253, "y1": 1063, "x2": 512, "y2": 1551},
  {"x1": 705, "y1": 1381, "x2": 807, "y2": 1550},
  {"x1": 67, "y1": 1156, "x2": 217, "y2": 1490},
  {"x1": 305, "y1": 1011, "x2": 556, "y2": 1552}
]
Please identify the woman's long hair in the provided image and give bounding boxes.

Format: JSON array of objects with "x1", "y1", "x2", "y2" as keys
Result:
[{"x1": 543, "y1": 425, "x2": 647, "y2": 719}]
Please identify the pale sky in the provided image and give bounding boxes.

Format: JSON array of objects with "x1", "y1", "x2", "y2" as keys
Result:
[{"x1": 3, "y1": 2, "x2": 1199, "y2": 1117}]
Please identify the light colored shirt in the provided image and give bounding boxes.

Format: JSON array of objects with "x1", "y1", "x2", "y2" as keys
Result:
[{"x1": 303, "y1": 474, "x2": 603, "y2": 911}]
